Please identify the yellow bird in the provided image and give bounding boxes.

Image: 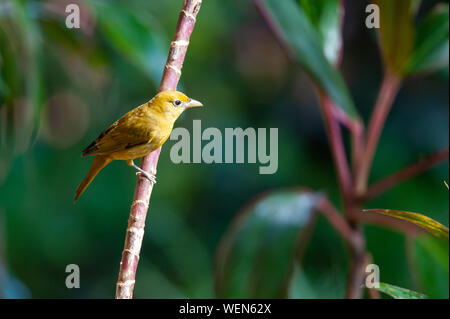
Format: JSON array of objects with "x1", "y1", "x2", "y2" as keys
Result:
[{"x1": 74, "y1": 91, "x2": 203, "y2": 202}]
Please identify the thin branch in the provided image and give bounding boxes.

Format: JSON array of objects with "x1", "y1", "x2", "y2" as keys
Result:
[
  {"x1": 345, "y1": 232, "x2": 368, "y2": 299},
  {"x1": 317, "y1": 197, "x2": 367, "y2": 299},
  {"x1": 350, "y1": 121, "x2": 365, "y2": 179},
  {"x1": 318, "y1": 94, "x2": 353, "y2": 213},
  {"x1": 364, "y1": 253, "x2": 381, "y2": 299},
  {"x1": 328, "y1": 105, "x2": 365, "y2": 177},
  {"x1": 360, "y1": 147, "x2": 449, "y2": 202},
  {"x1": 320, "y1": 0, "x2": 366, "y2": 296},
  {"x1": 115, "y1": 0, "x2": 203, "y2": 299},
  {"x1": 317, "y1": 197, "x2": 362, "y2": 249},
  {"x1": 355, "y1": 72, "x2": 401, "y2": 195}
]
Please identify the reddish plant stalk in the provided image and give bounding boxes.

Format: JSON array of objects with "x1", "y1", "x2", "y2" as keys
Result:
[
  {"x1": 317, "y1": 197, "x2": 362, "y2": 249},
  {"x1": 356, "y1": 72, "x2": 401, "y2": 195},
  {"x1": 115, "y1": 0, "x2": 203, "y2": 299},
  {"x1": 364, "y1": 253, "x2": 381, "y2": 299},
  {"x1": 344, "y1": 73, "x2": 402, "y2": 299},
  {"x1": 350, "y1": 121, "x2": 365, "y2": 178},
  {"x1": 329, "y1": 106, "x2": 365, "y2": 179},
  {"x1": 343, "y1": 214, "x2": 367, "y2": 299},
  {"x1": 318, "y1": 93, "x2": 353, "y2": 212},
  {"x1": 345, "y1": 248, "x2": 369, "y2": 299},
  {"x1": 319, "y1": 94, "x2": 367, "y2": 299},
  {"x1": 361, "y1": 147, "x2": 449, "y2": 202}
]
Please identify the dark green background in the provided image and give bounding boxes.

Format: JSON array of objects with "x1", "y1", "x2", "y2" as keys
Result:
[{"x1": 0, "y1": 0, "x2": 448, "y2": 298}]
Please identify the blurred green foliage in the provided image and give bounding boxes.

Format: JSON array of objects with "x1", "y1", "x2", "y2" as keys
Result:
[
  {"x1": 376, "y1": 0, "x2": 417, "y2": 76},
  {"x1": 215, "y1": 189, "x2": 319, "y2": 298},
  {"x1": 376, "y1": 282, "x2": 427, "y2": 299},
  {"x1": 257, "y1": 0, "x2": 359, "y2": 119},
  {"x1": 0, "y1": 0, "x2": 448, "y2": 298},
  {"x1": 408, "y1": 3, "x2": 449, "y2": 73}
]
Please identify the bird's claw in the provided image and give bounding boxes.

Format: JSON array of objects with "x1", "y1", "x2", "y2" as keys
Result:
[{"x1": 136, "y1": 171, "x2": 156, "y2": 184}]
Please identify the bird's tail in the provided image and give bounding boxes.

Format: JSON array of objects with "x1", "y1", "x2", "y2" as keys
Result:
[{"x1": 74, "y1": 155, "x2": 112, "y2": 203}]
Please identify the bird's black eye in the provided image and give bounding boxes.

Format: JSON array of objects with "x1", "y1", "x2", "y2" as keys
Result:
[{"x1": 174, "y1": 99, "x2": 182, "y2": 106}]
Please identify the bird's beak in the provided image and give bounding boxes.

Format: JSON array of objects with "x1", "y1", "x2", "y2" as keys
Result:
[{"x1": 185, "y1": 98, "x2": 203, "y2": 108}]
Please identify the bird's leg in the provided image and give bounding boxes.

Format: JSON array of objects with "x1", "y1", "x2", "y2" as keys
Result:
[{"x1": 126, "y1": 160, "x2": 156, "y2": 184}]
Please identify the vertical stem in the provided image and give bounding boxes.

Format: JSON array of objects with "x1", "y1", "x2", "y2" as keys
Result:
[
  {"x1": 319, "y1": 93, "x2": 353, "y2": 215},
  {"x1": 344, "y1": 227, "x2": 367, "y2": 298},
  {"x1": 350, "y1": 121, "x2": 364, "y2": 178},
  {"x1": 327, "y1": 106, "x2": 365, "y2": 181},
  {"x1": 364, "y1": 253, "x2": 380, "y2": 299},
  {"x1": 115, "y1": 0, "x2": 203, "y2": 299},
  {"x1": 319, "y1": 94, "x2": 368, "y2": 298},
  {"x1": 317, "y1": 197, "x2": 360, "y2": 247},
  {"x1": 356, "y1": 72, "x2": 401, "y2": 195},
  {"x1": 346, "y1": 72, "x2": 401, "y2": 298}
]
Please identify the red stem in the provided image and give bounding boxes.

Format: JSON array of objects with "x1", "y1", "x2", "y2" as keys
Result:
[
  {"x1": 319, "y1": 93, "x2": 353, "y2": 213},
  {"x1": 350, "y1": 121, "x2": 365, "y2": 178},
  {"x1": 356, "y1": 72, "x2": 401, "y2": 195},
  {"x1": 345, "y1": 249, "x2": 369, "y2": 299},
  {"x1": 317, "y1": 198, "x2": 362, "y2": 250},
  {"x1": 115, "y1": 0, "x2": 203, "y2": 299},
  {"x1": 361, "y1": 147, "x2": 449, "y2": 202},
  {"x1": 319, "y1": 94, "x2": 368, "y2": 298},
  {"x1": 365, "y1": 253, "x2": 381, "y2": 299},
  {"x1": 330, "y1": 106, "x2": 365, "y2": 176}
]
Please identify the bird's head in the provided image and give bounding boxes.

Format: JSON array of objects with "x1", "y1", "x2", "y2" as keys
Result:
[{"x1": 150, "y1": 91, "x2": 203, "y2": 121}]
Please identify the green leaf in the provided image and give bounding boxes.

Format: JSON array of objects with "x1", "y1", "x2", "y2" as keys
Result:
[
  {"x1": 287, "y1": 262, "x2": 346, "y2": 299},
  {"x1": 2, "y1": 1, "x2": 44, "y2": 154},
  {"x1": 408, "y1": 4, "x2": 449, "y2": 74},
  {"x1": 15, "y1": 2, "x2": 44, "y2": 142},
  {"x1": 375, "y1": 0, "x2": 418, "y2": 76},
  {"x1": 93, "y1": 1, "x2": 168, "y2": 86},
  {"x1": 414, "y1": 235, "x2": 449, "y2": 298},
  {"x1": 288, "y1": 263, "x2": 318, "y2": 298},
  {"x1": 299, "y1": 0, "x2": 342, "y2": 64},
  {"x1": 377, "y1": 282, "x2": 427, "y2": 299},
  {"x1": 362, "y1": 209, "x2": 449, "y2": 240},
  {"x1": 257, "y1": 0, "x2": 359, "y2": 120},
  {"x1": 215, "y1": 189, "x2": 320, "y2": 298}
]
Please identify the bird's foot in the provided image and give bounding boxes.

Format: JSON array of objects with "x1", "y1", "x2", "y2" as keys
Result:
[
  {"x1": 129, "y1": 162, "x2": 156, "y2": 184},
  {"x1": 136, "y1": 170, "x2": 156, "y2": 184}
]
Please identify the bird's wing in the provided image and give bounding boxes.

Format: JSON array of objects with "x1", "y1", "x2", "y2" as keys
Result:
[{"x1": 82, "y1": 107, "x2": 156, "y2": 156}]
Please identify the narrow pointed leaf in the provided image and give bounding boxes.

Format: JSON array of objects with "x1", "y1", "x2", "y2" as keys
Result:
[
  {"x1": 299, "y1": 0, "x2": 342, "y2": 64},
  {"x1": 375, "y1": 0, "x2": 417, "y2": 76},
  {"x1": 1, "y1": 1, "x2": 43, "y2": 155},
  {"x1": 363, "y1": 209, "x2": 449, "y2": 240},
  {"x1": 93, "y1": 2, "x2": 168, "y2": 86},
  {"x1": 256, "y1": 0, "x2": 359, "y2": 120},
  {"x1": 377, "y1": 282, "x2": 427, "y2": 299},
  {"x1": 408, "y1": 4, "x2": 449, "y2": 74},
  {"x1": 14, "y1": 2, "x2": 44, "y2": 149}
]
